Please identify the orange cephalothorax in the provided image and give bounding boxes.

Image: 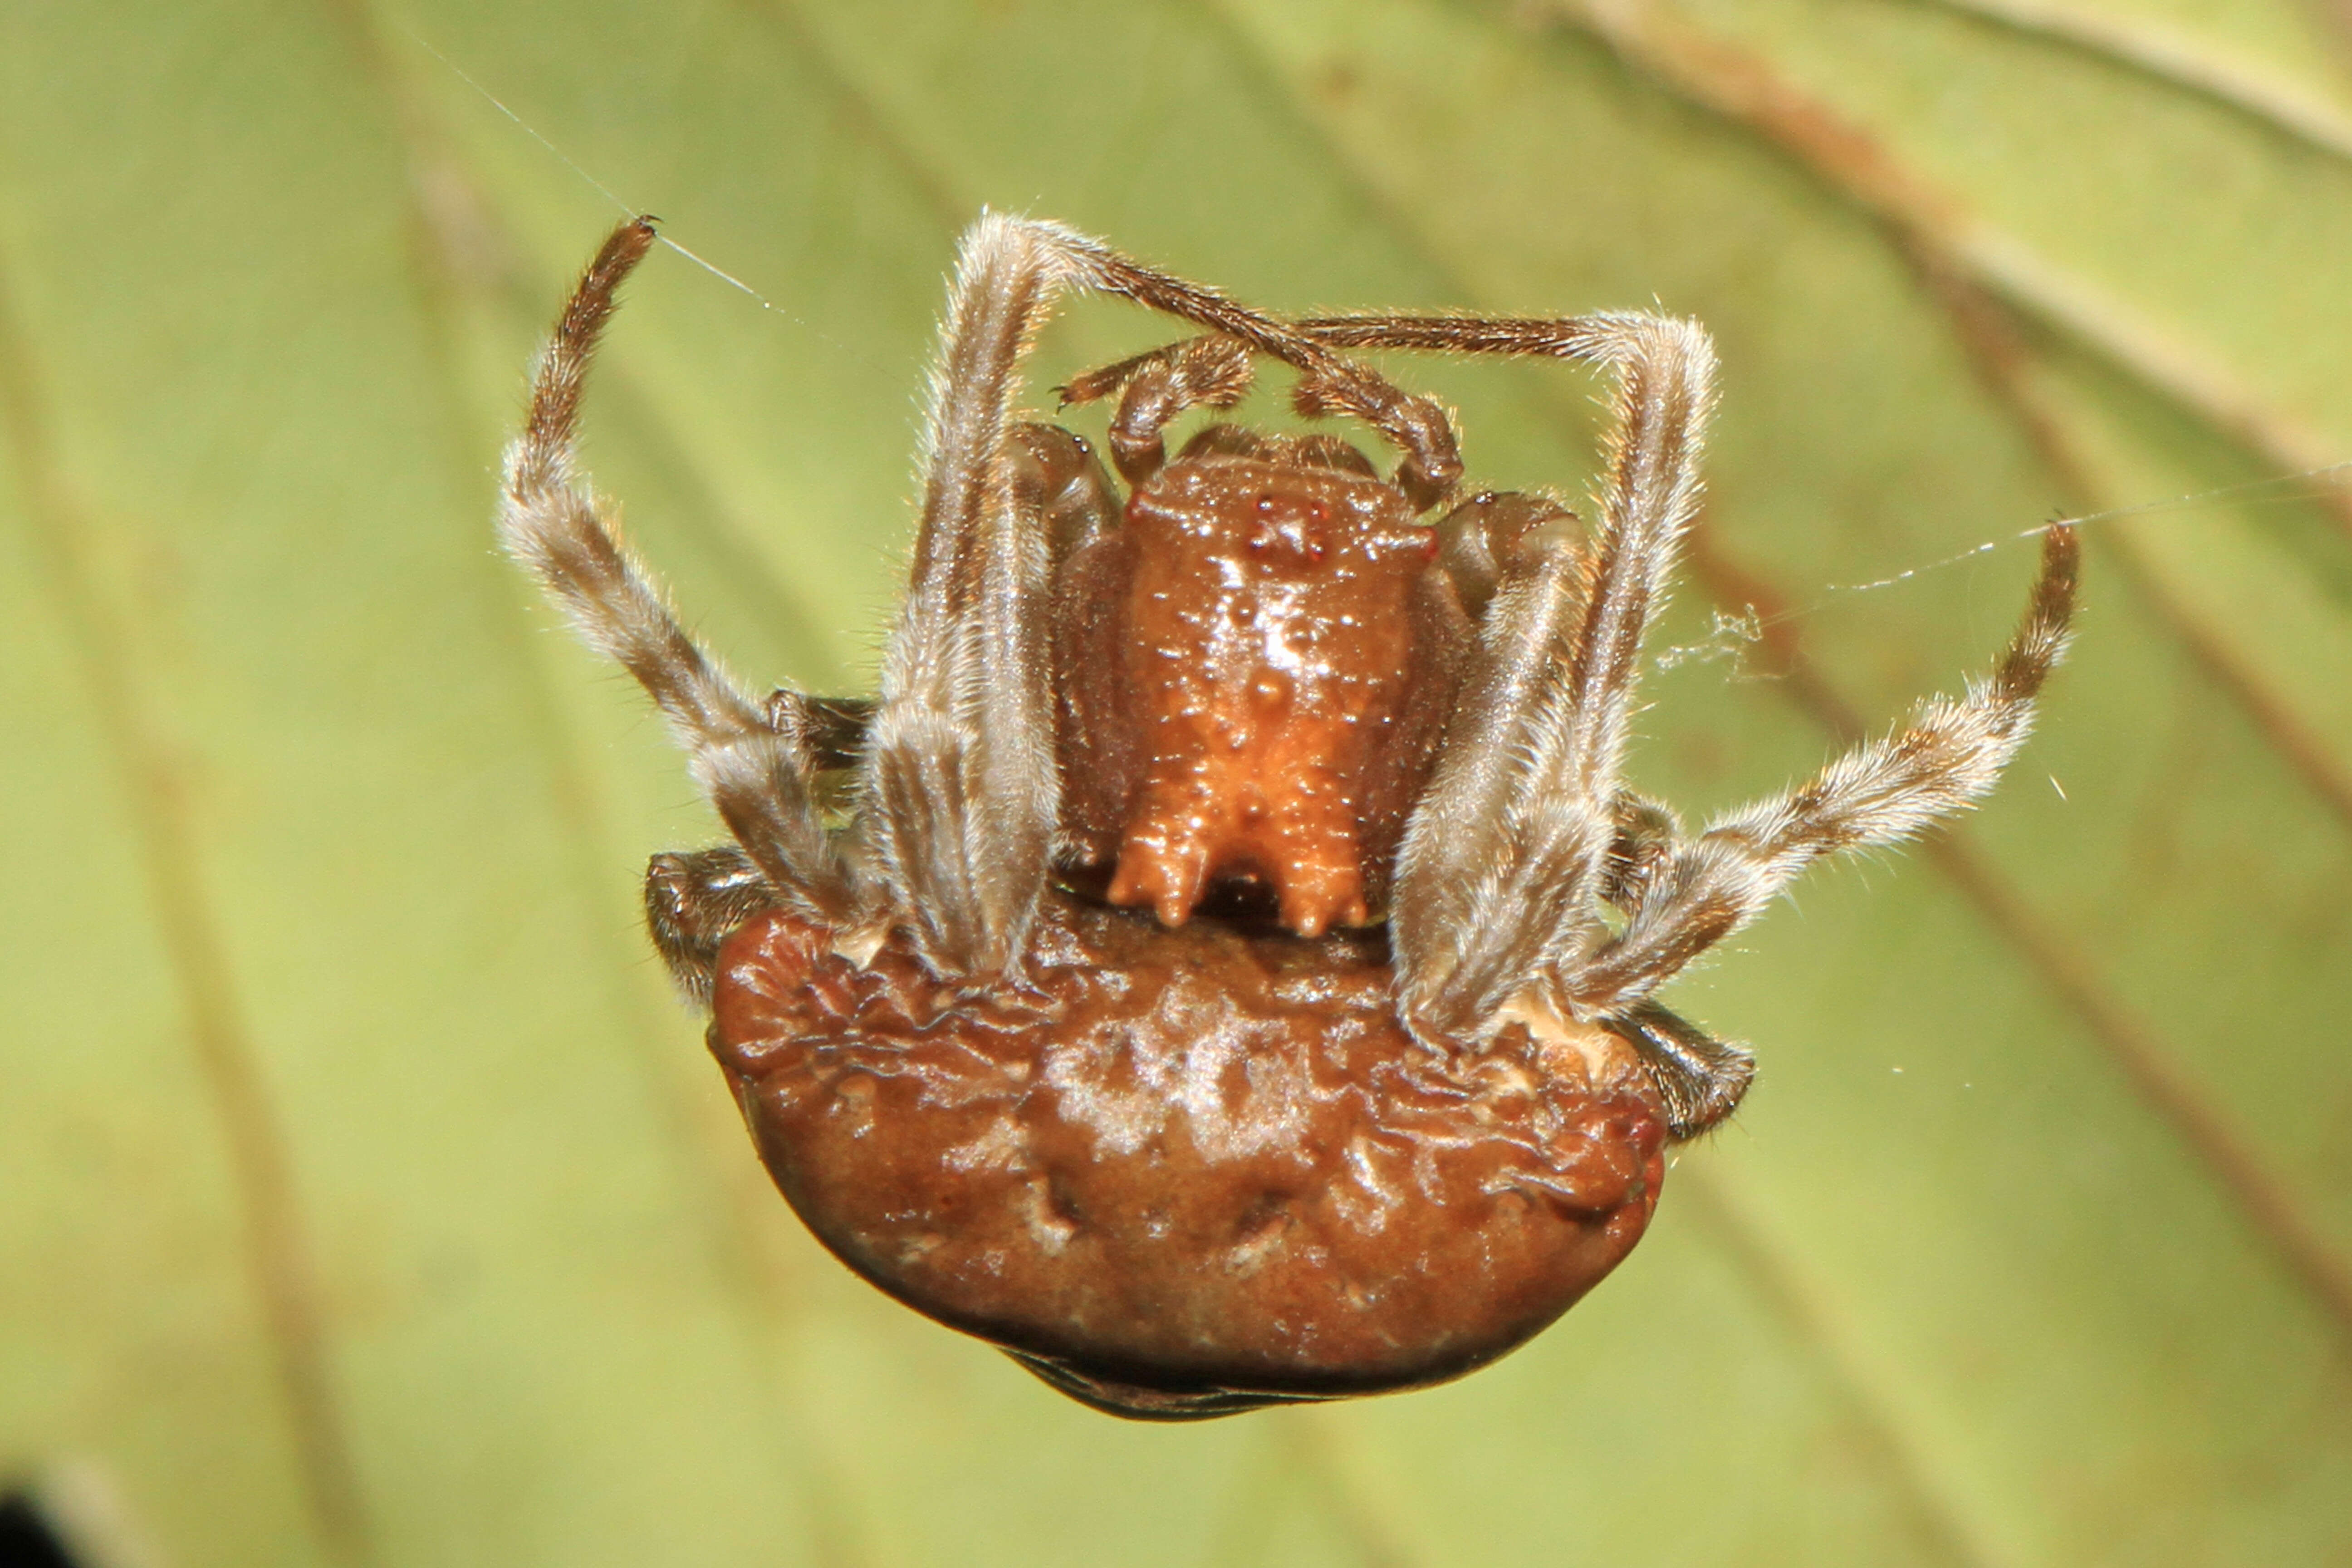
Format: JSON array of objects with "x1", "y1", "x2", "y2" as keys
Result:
[{"x1": 1054, "y1": 428, "x2": 1468, "y2": 936}]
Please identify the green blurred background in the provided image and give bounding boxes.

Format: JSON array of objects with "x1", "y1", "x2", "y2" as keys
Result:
[{"x1": 3, "y1": 1, "x2": 2350, "y2": 1564}]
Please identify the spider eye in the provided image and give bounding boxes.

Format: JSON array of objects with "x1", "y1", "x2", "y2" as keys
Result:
[{"x1": 1244, "y1": 490, "x2": 1333, "y2": 563}]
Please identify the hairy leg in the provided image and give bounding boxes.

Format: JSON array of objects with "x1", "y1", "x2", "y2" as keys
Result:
[
  {"x1": 1387, "y1": 313, "x2": 1720, "y2": 1042},
  {"x1": 1045, "y1": 240, "x2": 1464, "y2": 507},
  {"x1": 1605, "y1": 1002, "x2": 1756, "y2": 1141},
  {"x1": 1280, "y1": 314, "x2": 2077, "y2": 1084},
  {"x1": 500, "y1": 218, "x2": 851, "y2": 922},
  {"x1": 1061, "y1": 334, "x2": 1255, "y2": 487},
  {"x1": 1429, "y1": 490, "x2": 1579, "y2": 620},
  {"x1": 643, "y1": 846, "x2": 776, "y2": 1004},
  {"x1": 991, "y1": 240, "x2": 1466, "y2": 507},
  {"x1": 769, "y1": 693, "x2": 873, "y2": 772},
  {"x1": 864, "y1": 216, "x2": 1067, "y2": 975},
  {"x1": 1562, "y1": 524, "x2": 2080, "y2": 1017},
  {"x1": 1597, "y1": 792, "x2": 1684, "y2": 913}
]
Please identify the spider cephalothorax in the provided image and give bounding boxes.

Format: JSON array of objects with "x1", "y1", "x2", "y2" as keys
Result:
[{"x1": 502, "y1": 216, "x2": 2077, "y2": 1419}]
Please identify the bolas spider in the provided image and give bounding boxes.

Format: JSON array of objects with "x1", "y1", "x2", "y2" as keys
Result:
[{"x1": 500, "y1": 215, "x2": 2077, "y2": 1419}]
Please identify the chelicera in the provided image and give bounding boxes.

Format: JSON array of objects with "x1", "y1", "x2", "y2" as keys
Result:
[{"x1": 500, "y1": 216, "x2": 2077, "y2": 1419}]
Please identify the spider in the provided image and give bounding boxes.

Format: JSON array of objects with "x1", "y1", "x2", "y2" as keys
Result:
[{"x1": 500, "y1": 215, "x2": 2077, "y2": 1420}]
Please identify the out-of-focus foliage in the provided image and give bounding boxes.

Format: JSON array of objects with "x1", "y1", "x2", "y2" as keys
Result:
[{"x1": 2, "y1": 1, "x2": 2348, "y2": 1563}]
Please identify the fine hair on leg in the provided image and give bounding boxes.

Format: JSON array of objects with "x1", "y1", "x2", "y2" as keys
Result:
[
  {"x1": 498, "y1": 217, "x2": 852, "y2": 924},
  {"x1": 1383, "y1": 314, "x2": 1721, "y2": 1042},
  {"x1": 1060, "y1": 334, "x2": 1257, "y2": 486},
  {"x1": 1606, "y1": 1001, "x2": 1757, "y2": 1140},
  {"x1": 1264, "y1": 312, "x2": 2074, "y2": 1058},
  {"x1": 1563, "y1": 524, "x2": 2081, "y2": 1017},
  {"x1": 644, "y1": 845, "x2": 776, "y2": 1003}
]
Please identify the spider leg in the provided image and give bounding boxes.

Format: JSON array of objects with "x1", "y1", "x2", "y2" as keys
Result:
[
  {"x1": 650, "y1": 692, "x2": 872, "y2": 998},
  {"x1": 1561, "y1": 524, "x2": 2080, "y2": 1017},
  {"x1": 1299, "y1": 314, "x2": 1632, "y2": 358},
  {"x1": 774, "y1": 693, "x2": 874, "y2": 772},
  {"x1": 1387, "y1": 313, "x2": 1720, "y2": 1042},
  {"x1": 1010, "y1": 422, "x2": 1124, "y2": 563},
  {"x1": 1281, "y1": 314, "x2": 2079, "y2": 1049},
  {"x1": 1427, "y1": 488, "x2": 1581, "y2": 618},
  {"x1": 1021, "y1": 228, "x2": 1464, "y2": 505},
  {"x1": 500, "y1": 219, "x2": 852, "y2": 923},
  {"x1": 1604, "y1": 1002, "x2": 1756, "y2": 1141},
  {"x1": 643, "y1": 845, "x2": 777, "y2": 1004},
  {"x1": 864, "y1": 217, "x2": 1068, "y2": 975},
  {"x1": 1061, "y1": 334, "x2": 1255, "y2": 487},
  {"x1": 1598, "y1": 792, "x2": 1684, "y2": 913}
]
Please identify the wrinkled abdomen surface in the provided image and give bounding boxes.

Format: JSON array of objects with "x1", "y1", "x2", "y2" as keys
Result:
[{"x1": 710, "y1": 892, "x2": 1667, "y2": 1418}]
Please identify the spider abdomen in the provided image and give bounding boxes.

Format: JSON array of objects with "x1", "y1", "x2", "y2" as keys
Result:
[{"x1": 711, "y1": 889, "x2": 1666, "y2": 1418}]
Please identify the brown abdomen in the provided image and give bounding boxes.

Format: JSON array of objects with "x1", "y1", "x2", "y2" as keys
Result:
[{"x1": 710, "y1": 893, "x2": 1667, "y2": 1417}]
